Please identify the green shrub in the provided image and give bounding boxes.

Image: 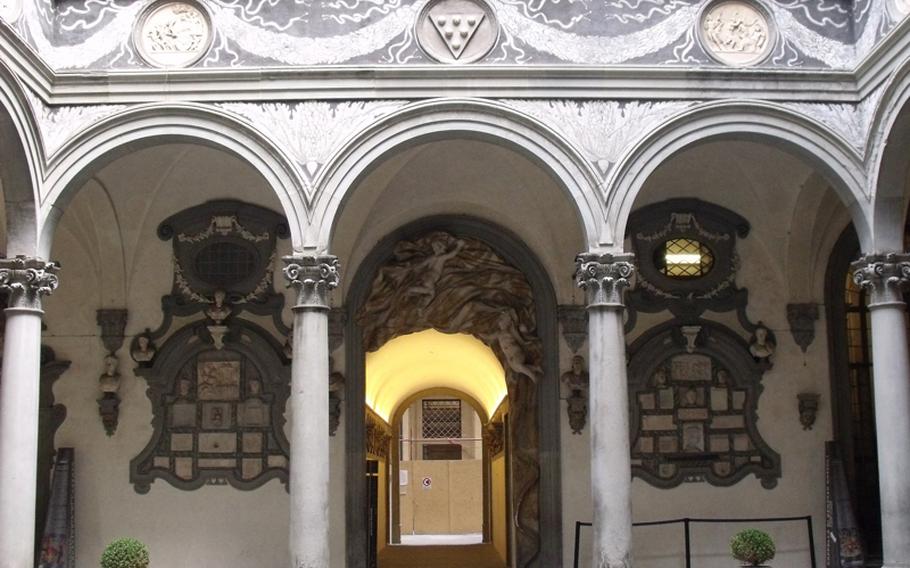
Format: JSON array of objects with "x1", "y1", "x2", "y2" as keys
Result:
[
  {"x1": 100, "y1": 538, "x2": 149, "y2": 568},
  {"x1": 730, "y1": 529, "x2": 776, "y2": 566}
]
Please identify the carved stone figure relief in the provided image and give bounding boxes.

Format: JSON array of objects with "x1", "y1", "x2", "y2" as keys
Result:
[
  {"x1": 365, "y1": 411, "x2": 391, "y2": 460},
  {"x1": 329, "y1": 358, "x2": 345, "y2": 437},
  {"x1": 628, "y1": 322, "x2": 781, "y2": 489},
  {"x1": 699, "y1": 1, "x2": 774, "y2": 67},
  {"x1": 416, "y1": 0, "x2": 499, "y2": 64},
  {"x1": 97, "y1": 309, "x2": 128, "y2": 436},
  {"x1": 135, "y1": 1, "x2": 213, "y2": 68},
  {"x1": 358, "y1": 230, "x2": 542, "y2": 565}
]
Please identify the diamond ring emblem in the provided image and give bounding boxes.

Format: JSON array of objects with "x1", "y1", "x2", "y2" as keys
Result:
[{"x1": 417, "y1": 0, "x2": 498, "y2": 64}]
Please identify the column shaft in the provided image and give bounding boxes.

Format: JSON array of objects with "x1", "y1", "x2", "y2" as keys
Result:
[
  {"x1": 289, "y1": 308, "x2": 330, "y2": 568},
  {"x1": 576, "y1": 252, "x2": 635, "y2": 568},
  {"x1": 0, "y1": 256, "x2": 58, "y2": 568},
  {"x1": 0, "y1": 309, "x2": 44, "y2": 568},
  {"x1": 869, "y1": 304, "x2": 910, "y2": 568},
  {"x1": 589, "y1": 307, "x2": 632, "y2": 568},
  {"x1": 853, "y1": 254, "x2": 910, "y2": 568},
  {"x1": 283, "y1": 255, "x2": 340, "y2": 568}
]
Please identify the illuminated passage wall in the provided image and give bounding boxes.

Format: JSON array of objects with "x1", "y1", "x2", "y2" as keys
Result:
[{"x1": 365, "y1": 329, "x2": 507, "y2": 421}]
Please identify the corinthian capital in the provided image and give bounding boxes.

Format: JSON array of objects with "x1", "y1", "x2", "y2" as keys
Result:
[
  {"x1": 282, "y1": 255, "x2": 340, "y2": 310},
  {"x1": 575, "y1": 252, "x2": 635, "y2": 309},
  {"x1": 0, "y1": 256, "x2": 60, "y2": 311},
  {"x1": 851, "y1": 253, "x2": 910, "y2": 307}
]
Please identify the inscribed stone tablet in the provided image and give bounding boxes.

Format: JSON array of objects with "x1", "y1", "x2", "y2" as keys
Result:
[{"x1": 671, "y1": 355, "x2": 712, "y2": 382}]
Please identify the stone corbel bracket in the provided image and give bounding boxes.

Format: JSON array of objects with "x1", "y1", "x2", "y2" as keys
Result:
[{"x1": 786, "y1": 303, "x2": 819, "y2": 353}]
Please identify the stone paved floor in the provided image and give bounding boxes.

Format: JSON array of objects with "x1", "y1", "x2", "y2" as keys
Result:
[{"x1": 377, "y1": 543, "x2": 505, "y2": 568}]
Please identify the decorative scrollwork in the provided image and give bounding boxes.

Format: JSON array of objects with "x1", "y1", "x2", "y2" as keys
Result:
[
  {"x1": 282, "y1": 255, "x2": 341, "y2": 310},
  {"x1": 0, "y1": 256, "x2": 60, "y2": 310},
  {"x1": 851, "y1": 253, "x2": 910, "y2": 307},
  {"x1": 574, "y1": 253, "x2": 636, "y2": 309}
]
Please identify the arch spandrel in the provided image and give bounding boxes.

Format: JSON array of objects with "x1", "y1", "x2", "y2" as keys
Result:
[
  {"x1": 867, "y1": 56, "x2": 910, "y2": 251},
  {"x1": 310, "y1": 98, "x2": 607, "y2": 254},
  {"x1": 37, "y1": 103, "x2": 309, "y2": 258},
  {"x1": 0, "y1": 60, "x2": 43, "y2": 257},
  {"x1": 605, "y1": 100, "x2": 872, "y2": 253}
]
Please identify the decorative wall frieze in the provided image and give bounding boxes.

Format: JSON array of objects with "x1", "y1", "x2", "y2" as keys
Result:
[
  {"x1": 283, "y1": 255, "x2": 340, "y2": 310},
  {"x1": 8, "y1": 1, "x2": 895, "y2": 72},
  {"x1": 503, "y1": 100, "x2": 694, "y2": 177},
  {"x1": 786, "y1": 303, "x2": 819, "y2": 353},
  {"x1": 0, "y1": 256, "x2": 59, "y2": 310},
  {"x1": 218, "y1": 101, "x2": 408, "y2": 187},
  {"x1": 852, "y1": 252, "x2": 910, "y2": 307},
  {"x1": 574, "y1": 253, "x2": 635, "y2": 309}
]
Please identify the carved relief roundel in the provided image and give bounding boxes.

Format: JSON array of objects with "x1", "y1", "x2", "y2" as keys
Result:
[
  {"x1": 416, "y1": 0, "x2": 499, "y2": 64},
  {"x1": 135, "y1": 0, "x2": 213, "y2": 69},
  {"x1": 891, "y1": 0, "x2": 910, "y2": 18},
  {"x1": 698, "y1": 1, "x2": 775, "y2": 67},
  {"x1": 0, "y1": 0, "x2": 22, "y2": 24}
]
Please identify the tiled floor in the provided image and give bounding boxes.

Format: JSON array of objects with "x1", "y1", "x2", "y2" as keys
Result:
[{"x1": 378, "y1": 543, "x2": 505, "y2": 567}]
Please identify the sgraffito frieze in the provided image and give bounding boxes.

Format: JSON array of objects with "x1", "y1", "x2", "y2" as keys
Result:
[{"x1": 9, "y1": 1, "x2": 903, "y2": 71}]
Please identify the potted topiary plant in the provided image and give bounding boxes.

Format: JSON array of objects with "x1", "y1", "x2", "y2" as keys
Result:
[
  {"x1": 730, "y1": 528, "x2": 776, "y2": 567},
  {"x1": 100, "y1": 538, "x2": 150, "y2": 568}
]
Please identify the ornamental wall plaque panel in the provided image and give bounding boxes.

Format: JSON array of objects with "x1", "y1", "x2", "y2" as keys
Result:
[
  {"x1": 698, "y1": 0, "x2": 776, "y2": 67},
  {"x1": 628, "y1": 321, "x2": 780, "y2": 489},
  {"x1": 134, "y1": 0, "x2": 214, "y2": 69},
  {"x1": 416, "y1": 0, "x2": 499, "y2": 64},
  {"x1": 130, "y1": 320, "x2": 290, "y2": 493}
]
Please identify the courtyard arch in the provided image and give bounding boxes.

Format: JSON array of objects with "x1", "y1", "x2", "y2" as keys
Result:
[
  {"x1": 606, "y1": 100, "x2": 871, "y2": 251},
  {"x1": 38, "y1": 103, "x2": 308, "y2": 257}
]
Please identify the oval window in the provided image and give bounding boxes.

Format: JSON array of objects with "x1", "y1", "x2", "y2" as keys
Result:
[
  {"x1": 654, "y1": 238, "x2": 715, "y2": 279},
  {"x1": 194, "y1": 242, "x2": 258, "y2": 287}
]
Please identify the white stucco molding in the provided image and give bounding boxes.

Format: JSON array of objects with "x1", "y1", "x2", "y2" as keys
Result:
[
  {"x1": 36, "y1": 103, "x2": 309, "y2": 257},
  {"x1": 604, "y1": 100, "x2": 872, "y2": 252},
  {"x1": 309, "y1": 98, "x2": 606, "y2": 252},
  {"x1": 0, "y1": 59, "x2": 43, "y2": 257},
  {"x1": 865, "y1": 54, "x2": 910, "y2": 251}
]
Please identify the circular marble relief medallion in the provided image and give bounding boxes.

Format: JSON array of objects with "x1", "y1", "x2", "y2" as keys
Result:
[
  {"x1": 416, "y1": 0, "x2": 499, "y2": 64},
  {"x1": 135, "y1": 1, "x2": 213, "y2": 69},
  {"x1": 890, "y1": 0, "x2": 910, "y2": 18},
  {"x1": 698, "y1": 1, "x2": 775, "y2": 67},
  {"x1": 0, "y1": 0, "x2": 22, "y2": 24}
]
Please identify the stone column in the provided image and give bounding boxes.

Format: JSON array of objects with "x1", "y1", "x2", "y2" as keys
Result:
[
  {"x1": 0, "y1": 257, "x2": 59, "y2": 568},
  {"x1": 852, "y1": 253, "x2": 910, "y2": 568},
  {"x1": 575, "y1": 253, "x2": 635, "y2": 568},
  {"x1": 283, "y1": 254, "x2": 340, "y2": 568}
]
